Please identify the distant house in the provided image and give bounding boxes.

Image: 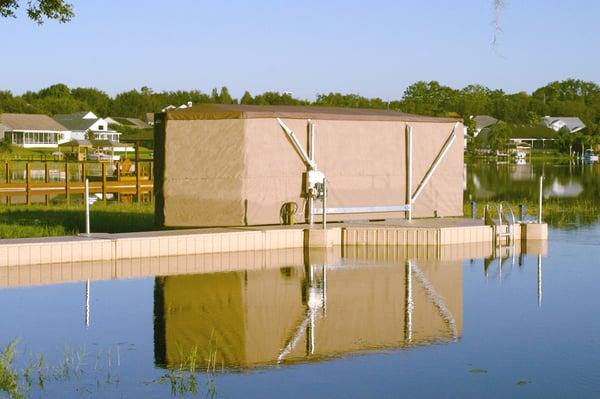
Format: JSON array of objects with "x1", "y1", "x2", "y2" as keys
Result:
[
  {"x1": 53, "y1": 112, "x2": 120, "y2": 142},
  {"x1": 105, "y1": 116, "x2": 151, "y2": 130},
  {"x1": 464, "y1": 115, "x2": 502, "y2": 149},
  {"x1": 145, "y1": 113, "x2": 155, "y2": 126},
  {"x1": 0, "y1": 113, "x2": 69, "y2": 148},
  {"x1": 472, "y1": 115, "x2": 501, "y2": 137},
  {"x1": 477, "y1": 124, "x2": 558, "y2": 151},
  {"x1": 539, "y1": 116, "x2": 586, "y2": 133}
]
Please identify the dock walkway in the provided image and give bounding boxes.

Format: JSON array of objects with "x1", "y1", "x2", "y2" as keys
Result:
[{"x1": 0, "y1": 218, "x2": 532, "y2": 267}]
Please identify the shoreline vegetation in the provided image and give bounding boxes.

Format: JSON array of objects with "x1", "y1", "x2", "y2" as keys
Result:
[{"x1": 0, "y1": 197, "x2": 597, "y2": 239}]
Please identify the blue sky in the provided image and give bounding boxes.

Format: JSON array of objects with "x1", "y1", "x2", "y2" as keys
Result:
[{"x1": 1, "y1": 0, "x2": 598, "y2": 99}]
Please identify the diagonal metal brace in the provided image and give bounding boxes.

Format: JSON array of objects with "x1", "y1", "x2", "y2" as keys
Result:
[
  {"x1": 277, "y1": 118, "x2": 316, "y2": 170},
  {"x1": 411, "y1": 122, "x2": 459, "y2": 202}
]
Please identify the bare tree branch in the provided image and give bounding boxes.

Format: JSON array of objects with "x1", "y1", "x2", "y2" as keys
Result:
[{"x1": 492, "y1": 0, "x2": 505, "y2": 48}]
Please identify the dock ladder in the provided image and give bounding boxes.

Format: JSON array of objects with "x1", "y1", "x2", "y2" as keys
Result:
[{"x1": 485, "y1": 202, "x2": 517, "y2": 247}]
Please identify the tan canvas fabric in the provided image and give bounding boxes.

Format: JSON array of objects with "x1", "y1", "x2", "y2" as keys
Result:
[
  {"x1": 161, "y1": 119, "x2": 246, "y2": 226},
  {"x1": 157, "y1": 107, "x2": 464, "y2": 227}
]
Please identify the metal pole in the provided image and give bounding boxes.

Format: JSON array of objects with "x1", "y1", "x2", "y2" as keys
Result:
[
  {"x1": 471, "y1": 201, "x2": 477, "y2": 220},
  {"x1": 307, "y1": 120, "x2": 315, "y2": 225},
  {"x1": 405, "y1": 125, "x2": 413, "y2": 221},
  {"x1": 538, "y1": 175, "x2": 543, "y2": 223},
  {"x1": 322, "y1": 178, "x2": 327, "y2": 230},
  {"x1": 519, "y1": 204, "x2": 525, "y2": 223},
  {"x1": 85, "y1": 178, "x2": 90, "y2": 236}
]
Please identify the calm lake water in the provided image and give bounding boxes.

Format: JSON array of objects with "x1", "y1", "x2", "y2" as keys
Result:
[{"x1": 1, "y1": 160, "x2": 600, "y2": 398}]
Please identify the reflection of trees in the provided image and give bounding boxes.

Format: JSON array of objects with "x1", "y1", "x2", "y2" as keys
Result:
[{"x1": 465, "y1": 161, "x2": 600, "y2": 227}]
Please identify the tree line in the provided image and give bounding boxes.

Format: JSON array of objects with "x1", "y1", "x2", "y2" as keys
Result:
[{"x1": 1, "y1": 79, "x2": 600, "y2": 137}]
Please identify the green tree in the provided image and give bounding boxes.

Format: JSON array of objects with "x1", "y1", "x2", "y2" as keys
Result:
[
  {"x1": 486, "y1": 123, "x2": 511, "y2": 152},
  {"x1": 0, "y1": 0, "x2": 73, "y2": 23},
  {"x1": 219, "y1": 86, "x2": 234, "y2": 104},
  {"x1": 71, "y1": 87, "x2": 111, "y2": 115},
  {"x1": 456, "y1": 84, "x2": 490, "y2": 118},
  {"x1": 556, "y1": 126, "x2": 574, "y2": 152},
  {"x1": 240, "y1": 91, "x2": 254, "y2": 105},
  {"x1": 401, "y1": 81, "x2": 458, "y2": 116}
]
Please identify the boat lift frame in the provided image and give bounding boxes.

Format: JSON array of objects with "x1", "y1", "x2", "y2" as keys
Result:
[{"x1": 277, "y1": 119, "x2": 460, "y2": 226}]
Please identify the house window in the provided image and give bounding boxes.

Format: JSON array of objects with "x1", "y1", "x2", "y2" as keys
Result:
[{"x1": 97, "y1": 125, "x2": 104, "y2": 130}]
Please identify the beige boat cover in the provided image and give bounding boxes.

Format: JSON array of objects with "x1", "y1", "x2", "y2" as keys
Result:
[{"x1": 155, "y1": 104, "x2": 464, "y2": 227}]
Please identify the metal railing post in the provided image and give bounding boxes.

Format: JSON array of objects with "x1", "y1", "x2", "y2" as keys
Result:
[
  {"x1": 471, "y1": 201, "x2": 477, "y2": 220},
  {"x1": 405, "y1": 125, "x2": 413, "y2": 221}
]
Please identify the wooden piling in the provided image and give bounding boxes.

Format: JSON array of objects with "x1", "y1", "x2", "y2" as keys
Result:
[
  {"x1": 135, "y1": 142, "x2": 140, "y2": 202},
  {"x1": 44, "y1": 162, "x2": 49, "y2": 206},
  {"x1": 65, "y1": 162, "x2": 70, "y2": 205},
  {"x1": 102, "y1": 162, "x2": 107, "y2": 205},
  {"x1": 25, "y1": 162, "x2": 31, "y2": 205}
]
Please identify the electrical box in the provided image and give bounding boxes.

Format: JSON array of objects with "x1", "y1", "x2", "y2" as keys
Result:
[{"x1": 303, "y1": 170, "x2": 325, "y2": 197}]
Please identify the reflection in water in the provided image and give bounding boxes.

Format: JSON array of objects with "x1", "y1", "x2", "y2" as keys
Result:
[
  {"x1": 85, "y1": 280, "x2": 90, "y2": 328},
  {"x1": 465, "y1": 160, "x2": 599, "y2": 203},
  {"x1": 0, "y1": 241, "x2": 549, "y2": 372},
  {"x1": 152, "y1": 249, "x2": 464, "y2": 370}
]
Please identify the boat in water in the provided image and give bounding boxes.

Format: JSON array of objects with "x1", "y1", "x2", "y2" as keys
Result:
[{"x1": 583, "y1": 149, "x2": 599, "y2": 163}]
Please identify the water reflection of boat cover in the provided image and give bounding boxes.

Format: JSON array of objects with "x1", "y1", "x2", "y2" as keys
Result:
[
  {"x1": 153, "y1": 257, "x2": 463, "y2": 369},
  {"x1": 544, "y1": 178, "x2": 583, "y2": 198}
]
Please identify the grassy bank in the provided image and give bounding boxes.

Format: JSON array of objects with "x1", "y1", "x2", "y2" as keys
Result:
[
  {"x1": 463, "y1": 198, "x2": 600, "y2": 228},
  {"x1": 0, "y1": 198, "x2": 598, "y2": 240},
  {"x1": 0, "y1": 203, "x2": 154, "y2": 239}
]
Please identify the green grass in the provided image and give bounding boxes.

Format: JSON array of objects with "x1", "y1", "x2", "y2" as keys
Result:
[{"x1": 0, "y1": 203, "x2": 155, "y2": 239}]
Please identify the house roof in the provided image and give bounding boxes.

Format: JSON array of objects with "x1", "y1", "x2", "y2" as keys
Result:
[
  {"x1": 53, "y1": 112, "x2": 99, "y2": 131},
  {"x1": 164, "y1": 104, "x2": 461, "y2": 123},
  {"x1": 540, "y1": 116, "x2": 586, "y2": 133},
  {"x1": 108, "y1": 116, "x2": 151, "y2": 129},
  {"x1": 473, "y1": 115, "x2": 499, "y2": 130},
  {"x1": 0, "y1": 113, "x2": 68, "y2": 131}
]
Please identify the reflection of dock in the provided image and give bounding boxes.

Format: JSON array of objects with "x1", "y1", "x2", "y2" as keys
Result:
[{"x1": 153, "y1": 249, "x2": 464, "y2": 369}]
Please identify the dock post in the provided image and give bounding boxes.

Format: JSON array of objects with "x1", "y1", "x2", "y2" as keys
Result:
[
  {"x1": 102, "y1": 162, "x2": 107, "y2": 205},
  {"x1": 44, "y1": 161, "x2": 49, "y2": 206},
  {"x1": 538, "y1": 175, "x2": 543, "y2": 223},
  {"x1": 135, "y1": 142, "x2": 140, "y2": 202},
  {"x1": 471, "y1": 201, "x2": 477, "y2": 220},
  {"x1": 85, "y1": 178, "x2": 90, "y2": 236},
  {"x1": 4, "y1": 162, "x2": 9, "y2": 206},
  {"x1": 25, "y1": 162, "x2": 31, "y2": 205},
  {"x1": 65, "y1": 162, "x2": 70, "y2": 205},
  {"x1": 405, "y1": 125, "x2": 413, "y2": 221}
]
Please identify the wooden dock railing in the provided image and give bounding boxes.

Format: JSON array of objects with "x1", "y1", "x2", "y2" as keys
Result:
[{"x1": 0, "y1": 160, "x2": 153, "y2": 205}]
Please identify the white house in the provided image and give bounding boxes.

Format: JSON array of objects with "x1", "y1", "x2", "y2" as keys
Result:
[
  {"x1": 539, "y1": 116, "x2": 586, "y2": 133},
  {"x1": 53, "y1": 112, "x2": 121, "y2": 142},
  {"x1": 0, "y1": 113, "x2": 70, "y2": 148}
]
